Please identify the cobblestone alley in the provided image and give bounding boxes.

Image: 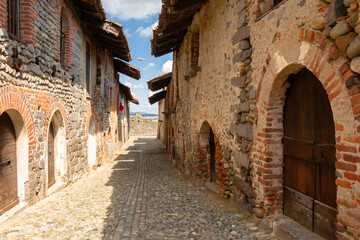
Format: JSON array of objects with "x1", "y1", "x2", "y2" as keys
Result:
[{"x1": 0, "y1": 137, "x2": 275, "y2": 239}]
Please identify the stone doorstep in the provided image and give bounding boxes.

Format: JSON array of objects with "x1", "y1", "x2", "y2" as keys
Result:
[
  {"x1": 47, "y1": 181, "x2": 65, "y2": 196},
  {"x1": 273, "y1": 215, "x2": 324, "y2": 240},
  {"x1": 204, "y1": 181, "x2": 220, "y2": 194},
  {"x1": 0, "y1": 202, "x2": 27, "y2": 225}
]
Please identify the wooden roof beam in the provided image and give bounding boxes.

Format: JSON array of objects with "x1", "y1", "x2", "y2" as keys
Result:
[
  {"x1": 172, "y1": 0, "x2": 208, "y2": 11},
  {"x1": 114, "y1": 59, "x2": 141, "y2": 80},
  {"x1": 147, "y1": 72, "x2": 172, "y2": 91},
  {"x1": 149, "y1": 90, "x2": 167, "y2": 105}
]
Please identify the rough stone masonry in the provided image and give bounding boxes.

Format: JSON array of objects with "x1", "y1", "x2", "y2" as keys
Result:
[
  {"x1": 0, "y1": 0, "x2": 138, "y2": 214},
  {"x1": 130, "y1": 112, "x2": 158, "y2": 136}
]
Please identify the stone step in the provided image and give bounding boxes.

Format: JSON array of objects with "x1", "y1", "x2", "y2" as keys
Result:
[{"x1": 273, "y1": 215, "x2": 324, "y2": 240}]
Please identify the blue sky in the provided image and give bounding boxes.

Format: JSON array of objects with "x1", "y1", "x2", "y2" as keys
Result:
[{"x1": 102, "y1": 0, "x2": 172, "y2": 114}]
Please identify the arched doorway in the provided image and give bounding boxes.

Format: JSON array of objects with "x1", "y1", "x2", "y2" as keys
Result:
[
  {"x1": 209, "y1": 128, "x2": 215, "y2": 183},
  {"x1": 88, "y1": 116, "x2": 97, "y2": 168},
  {"x1": 48, "y1": 123, "x2": 55, "y2": 188},
  {"x1": 283, "y1": 68, "x2": 336, "y2": 239},
  {"x1": 199, "y1": 121, "x2": 216, "y2": 182},
  {"x1": 47, "y1": 110, "x2": 67, "y2": 190},
  {"x1": 0, "y1": 112, "x2": 18, "y2": 215}
]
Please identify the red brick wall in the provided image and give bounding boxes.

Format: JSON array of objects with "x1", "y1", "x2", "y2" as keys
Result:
[
  {"x1": 55, "y1": 1, "x2": 77, "y2": 67},
  {"x1": 0, "y1": 0, "x2": 7, "y2": 29},
  {"x1": 251, "y1": 28, "x2": 360, "y2": 238},
  {"x1": 20, "y1": 0, "x2": 38, "y2": 44}
]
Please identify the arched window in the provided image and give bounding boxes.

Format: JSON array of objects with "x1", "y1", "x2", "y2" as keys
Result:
[
  {"x1": 60, "y1": 8, "x2": 69, "y2": 66},
  {"x1": 7, "y1": 0, "x2": 19, "y2": 37},
  {"x1": 109, "y1": 87, "x2": 113, "y2": 106}
]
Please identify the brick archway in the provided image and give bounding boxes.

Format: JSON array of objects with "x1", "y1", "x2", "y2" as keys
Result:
[
  {"x1": 251, "y1": 41, "x2": 360, "y2": 234},
  {"x1": 43, "y1": 98, "x2": 69, "y2": 186},
  {"x1": 43, "y1": 98, "x2": 69, "y2": 141},
  {"x1": 0, "y1": 86, "x2": 36, "y2": 162}
]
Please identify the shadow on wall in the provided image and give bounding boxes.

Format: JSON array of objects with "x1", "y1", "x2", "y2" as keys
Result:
[{"x1": 101, "y1": 137, "x2": 166, "y2": 239}]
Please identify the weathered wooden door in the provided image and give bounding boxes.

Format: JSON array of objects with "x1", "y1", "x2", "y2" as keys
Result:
[
  {"x1": 48, "y1": 123, "x2": 55, "y2": 188},
  {"x1": 283, "y1": 69, "x2": 337, "y2": 239},
  {"x1": 0, "y1": 112, "x2": 18, "y2": 215},
  {"x1": 209, "y1": 128, "x2": 216, "y2": 182}
]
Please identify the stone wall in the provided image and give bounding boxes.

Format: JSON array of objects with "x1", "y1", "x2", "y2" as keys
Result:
[
  {"x1": 163, "y1": 0, "x2": 360, "y2": 238},
  {"x1": 248, "y1": 1, "x2": 360, "y2": 238},
  {"x1": 0, "y1": 0, "x2": 131, "y2": 209},
  {"x1": 169, "y1": 0, "x2": 242, "y2": 197},
  {"x1": 130, "y1": 113, "x2": 157, "y2": 136}
]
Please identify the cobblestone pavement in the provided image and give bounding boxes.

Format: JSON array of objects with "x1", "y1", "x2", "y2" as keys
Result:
[{"x1": 0, "y1": 137, "x2": 276, "y2": 240}]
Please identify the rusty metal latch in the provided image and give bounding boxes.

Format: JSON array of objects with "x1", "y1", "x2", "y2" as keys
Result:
[{"x1": 0, "y1": 158, "x2": 13, "y2": 166}]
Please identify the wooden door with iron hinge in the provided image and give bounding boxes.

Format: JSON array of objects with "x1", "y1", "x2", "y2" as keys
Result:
[
  {"x1": 283, "y1": 69, "x2": 337, "y2": 240},
  {"x1": 0, "y1": 112, "x2": 18, "y2": 215}
]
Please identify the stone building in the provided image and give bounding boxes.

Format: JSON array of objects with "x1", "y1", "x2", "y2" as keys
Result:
[
  {"x1": 150, "y1": 0, "x2": 360, "y2": 239},
  {"x1": 0, "y1": 0, "x2": 140, "y2": 218},
  {"x1": 129, "y1": 112, "x2": 158, "y2": 137},
  {"x1": 147, "y1": 72, "x2": 171, "y2": 144}
]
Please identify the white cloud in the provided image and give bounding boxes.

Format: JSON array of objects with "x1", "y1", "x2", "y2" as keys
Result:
[
  {"x1": 144, "y1": 62, "x2": 155, "y2": 70},
  {"x1": 102, "y1": 0, "x2": 161, "y2": 20},
  {"x1": 131, "y1": 91, "x2": 137, "y2": 98},
  {"x1": 136, "y1": 22, "x2": 158, "y2": 38},
  {"x1": 124, "y1": 81, "x2": 144, "y2": 89},
  {"x1": 124, "y1": 81, "x2": 133, "y2": 88},
  {"x1": 124, "y1": 28, "x2": 131, "y2": 37},
  {"x1": 161, "y1": 60, "x2": 173, "y2": 73},
  {"x1": 133, "y1": 83, "x2": 145, "y2": 89}
]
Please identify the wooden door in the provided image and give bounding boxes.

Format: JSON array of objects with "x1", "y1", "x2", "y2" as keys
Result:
[
  {"x1": 48, "y1": 123, "x2": 55, "y2": 188},
  {"x1": 0, "y1": 112, "x2": 18, "y2": 215},
  {"x1": 283, "y1": 69, "x2": 337, "y2": 239},
  {"x1": 209, "y1": 128, "x2": 216, "y2": 182}
]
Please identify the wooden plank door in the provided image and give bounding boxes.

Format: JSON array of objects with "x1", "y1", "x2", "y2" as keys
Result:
[
  {"x1": 48, "y1": 123, "x2": 55, "y2": 188},
  {"x1": 209, "y1": 128, "x2": 216, "y2": 182},
  {"x1": 0, "y1": 112, "x2": 18, "y2": 215},
  {"x1": 283, "y1": 69, "x2": 336, "y2": 239}
]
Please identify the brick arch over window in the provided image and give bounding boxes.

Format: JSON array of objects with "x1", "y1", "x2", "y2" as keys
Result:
[
  {"x1": 55, "y1": 0, "x2": 76, "y2": 66},
  {"x1": 0, "y1": 86, "x2": 36, "y2": 162},
  {"x1": 251, "y1": 41, "x2": 360, "y2": 229},
  {"x1": 43, "y1": 98, "x2": 69, "y2": 142}
]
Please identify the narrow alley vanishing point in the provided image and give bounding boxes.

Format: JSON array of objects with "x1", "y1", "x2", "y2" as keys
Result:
[{"x1": 0, "y1": 137, "x2": 275, "y2": 239}]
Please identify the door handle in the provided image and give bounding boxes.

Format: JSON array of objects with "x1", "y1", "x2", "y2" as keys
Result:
[{"x1": 0, "y1": 158, "x2": 13, "y2": 166}]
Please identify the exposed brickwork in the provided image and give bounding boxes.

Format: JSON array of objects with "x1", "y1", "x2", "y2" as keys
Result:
[
  {"x1": 0, "y1": 0, "x2": 7, "y2": 29},
  {"x1": 0, "y1": 0, "x2": 134, "y2": 214},
  {"x1": 43, "y1": 98, "x2": 69, "y2": 140},
  {"x1": 156, "y1": 0, "x2": 360, "y2": 238},
  {"x1": 0, "y1": 86, "x2": 36, "y2": 162},
  {"x1": 20, "y1": 0, "x2": 38, "y2": 44}
]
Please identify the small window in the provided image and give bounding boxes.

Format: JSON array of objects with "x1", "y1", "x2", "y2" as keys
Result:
[
  {"x1": 109, "y1": 87, "x2": 113, "y2": 106},
  {"x1": 274, "y1": 0, "x2": 284, "y2": 7},
  {"x1": 104, "y1": 50, "x2": 108, "y2": 74},
  {"x1": 7, "y1": 0, "x2": 19, "y2": 37},
  {"x1": 190, "y1": 30, "x2": 199, "y2": 68},
  {"x1": 256, "y1": 0, "x2": 287, "y2": 21},
  {"x1": 60, "y1": 13, "x2": 66, "y2": 66},
  {"x1": 86, "y1": 42, "x2": 90, "y2": 93},
  {"x1": 96, "y1": 52, "x2": 101, "y2": 86}
]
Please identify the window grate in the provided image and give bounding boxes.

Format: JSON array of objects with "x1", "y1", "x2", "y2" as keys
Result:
[
  {"x1": 7, "y1": 0, "x2": 19, "y2": 37},
  {"x1": 60, "y1": 15, "x2": 66, "y2": 66}
]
